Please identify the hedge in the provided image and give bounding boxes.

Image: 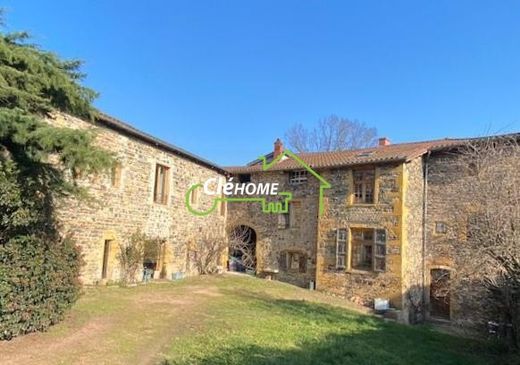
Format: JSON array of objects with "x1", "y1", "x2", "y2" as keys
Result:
[{"x1": 0, "y1": 235, "x2": 82, "y2": 340}]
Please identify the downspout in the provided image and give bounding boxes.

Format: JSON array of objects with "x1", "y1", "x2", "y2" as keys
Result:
[{"x1": 421, "y1": 151, "x2": 431, "y2": 320}]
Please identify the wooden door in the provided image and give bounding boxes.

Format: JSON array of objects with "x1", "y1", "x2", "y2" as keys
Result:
[{"x1": 430, "y1": 269, "x2": 450, "y2": 319}]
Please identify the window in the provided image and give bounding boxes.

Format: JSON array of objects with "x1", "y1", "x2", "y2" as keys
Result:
[
  {"x1": 277, "y1": 207, "x2": 290, "y2": 229},
  {"x1": 289, "y1": 170, "x2": 308, "y2": 185},
  {"x1": 153, "y1": 164, "x2": 170, "y2": 204},
  {"x1": 435, "y1": 222, "x2": 447, "y2": 234},
  {"x1": 336, "y1": 229, "x2": 347, "y2": 269},
  {"x1": 238, "y1": 174, "x2": 251, "y2": 183},
  {"x1": 287, "y1": 251, "x2": 306, "y2": 273},
  {"x1": 111, "y1": 162, "x2": 122, "y2": 188},
  {"x1": 190, "y1": 187, "x2": 199, "y2": 205},
  {"x1": 289, "y1": 201, "x2": 300, "y2": 228},
  {"x1": 350, "y1": 228, "x2": 386, "y2": 272},
  {"x1": 277, "y1": 203, "x2": 291, "y2": 229},
  {"x1": 374, "y1": 229, "x2": 386, "y2": 271},
  {"x1": 219, "y1": 195, "x2": 226, "y2": 217},
  {"x1": 353, "y1": 169, "x2": 375, "y2": 204},
  {"x1": 101, "y1": 240, "x2": 112, "y2": 279}
]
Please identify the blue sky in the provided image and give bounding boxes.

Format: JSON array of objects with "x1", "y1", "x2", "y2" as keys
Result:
[{"x1": 2, "y1": 1, "x2": 520, "y2": 165}]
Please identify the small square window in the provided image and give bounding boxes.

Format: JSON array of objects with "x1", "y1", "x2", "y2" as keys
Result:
[
  {"x1": 435, "y1": 222, "x2": 448, "y2": 234},
  {"x1": 289, "y1": 170, "x2": 308, "y2": 185}
]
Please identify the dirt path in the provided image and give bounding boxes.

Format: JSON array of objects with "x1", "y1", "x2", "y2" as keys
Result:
[{"x1": 0, "y1": 281, "x2": 218, "y2": 365}]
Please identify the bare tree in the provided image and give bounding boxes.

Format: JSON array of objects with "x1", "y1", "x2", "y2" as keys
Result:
[
  {"x1": 455, "y1": 136, "x2": 520, "y2": 349},
  {"x1": 118, "y1": 231, "x2": 163, "y2": 286},
  {"x1": 188, "y1": 233, "x2": 227, "y2": 275},
  {"x1": 284, "y1": 115, "x2": 378, "y2": 152},
  {"x1": 228, "y1": 226, "x2": 256, "y2": 272}
]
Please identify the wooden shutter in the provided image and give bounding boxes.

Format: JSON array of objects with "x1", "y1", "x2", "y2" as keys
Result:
[
  {"x1": 299, "y1": 253, "x2": 307, "y2": 273},
  {"x1": 278, "y1": 251, "x2": 287, "y2": 271}
]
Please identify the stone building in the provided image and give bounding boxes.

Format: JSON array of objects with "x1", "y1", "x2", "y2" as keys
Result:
[
  {"x1": 48, "y1": 112, "x2": 228, "y2": 284},
  {"x1": 48, "y1": 111, "x2": 516, "y2": 328},
  {"x1": 226, "y1": 135, "x2": 516, "y2": 326}
]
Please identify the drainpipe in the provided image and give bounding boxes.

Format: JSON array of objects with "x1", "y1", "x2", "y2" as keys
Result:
[{"x1": 421, "y1": 151, "x2": 431, "y2": 319}]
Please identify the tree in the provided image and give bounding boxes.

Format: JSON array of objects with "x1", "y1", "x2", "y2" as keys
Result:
[
  {"x1": 228, "y1": 225, "x2": 256, "y2": 272},
  {"x1": 455, "y1": 136, "x2": 520, "y2": 349},
  {"x1": 188, "y1": 233, "x2": 227, "y2": 275},
  {"x1": 284, "y1": 115, "x2": 378, "y2": 152},
  {"x1": 0, "y1": 14, "x2": 112, "y2": 339}
]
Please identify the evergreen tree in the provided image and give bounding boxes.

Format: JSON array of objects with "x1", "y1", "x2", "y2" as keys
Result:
[{"x1": 0, "y1": 13, "x2": 112, "y2": 339}]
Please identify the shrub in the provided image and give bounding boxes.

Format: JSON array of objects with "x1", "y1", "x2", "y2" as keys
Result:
[
  {"x1": 118, "y1": 231, "x2": 163, "y2": 286},
  {"x1": 0, "y1": 236, "x2": 82, "y2": 340}
]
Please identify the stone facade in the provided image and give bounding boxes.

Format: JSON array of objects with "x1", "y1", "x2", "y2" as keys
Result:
[
  {"x1": 424, "y1": 151, "x2": 488, "y2": 327},
  {"x1": 44, "y1": 114, "x2": 516, "y2": 329},
  {"x1": 227, "y1": 142, "x2": 512, "y2": 328},
  {"x1": 316, "y1": 163, "x2": 408, "y2": 310},
  {"x1": 227, "y1": 170, "x2": 320, "y2": 287},
  {"x1": 48, "y1": 113, "x2": 227, "y2": 284}
]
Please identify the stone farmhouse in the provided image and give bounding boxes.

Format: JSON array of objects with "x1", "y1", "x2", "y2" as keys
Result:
[
  {"x1": 49, "y1": 112, "x2": 228, "y2": 283},
  {"x1": 49, "y1": 112, "x2": 516, "y2": 327}
]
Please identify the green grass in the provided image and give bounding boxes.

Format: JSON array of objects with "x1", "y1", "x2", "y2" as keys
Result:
[
  {"x1": 0, "y1": 274, "x2": 512, "y2": 365},
  {"x1": 160, "y1": 276, "x2": 506, "y2": 365}
]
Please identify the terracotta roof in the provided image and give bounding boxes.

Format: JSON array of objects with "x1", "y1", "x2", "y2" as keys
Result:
[
  {"x1": 95, "y1": 112, "x2": 227, "y2": 174},
  {"x1": 225, "y1": 139, "x2": 466, "y2": 173}
]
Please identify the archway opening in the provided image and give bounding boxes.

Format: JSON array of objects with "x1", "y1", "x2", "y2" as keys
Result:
[{"x1": 228, "y1": 225, "x2": 256, "y2": 273}]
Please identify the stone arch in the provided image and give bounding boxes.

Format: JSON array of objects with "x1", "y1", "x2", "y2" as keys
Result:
[{"x1": 228, "y1": 225, "x2": 257, "y2": 273}]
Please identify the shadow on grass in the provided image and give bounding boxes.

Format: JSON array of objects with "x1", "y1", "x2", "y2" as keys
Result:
[{"x1": 160, "y1": 294, "x2": 507, "y2": 365}]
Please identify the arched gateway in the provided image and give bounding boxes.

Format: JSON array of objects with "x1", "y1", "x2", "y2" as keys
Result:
[{"x1": 228, "y1": 225, "x2": 257, "y2": 273}]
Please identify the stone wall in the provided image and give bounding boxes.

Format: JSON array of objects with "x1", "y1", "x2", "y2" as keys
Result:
[
  {"x1": 226, "y1": 170, "x2": 320, "y2": 287},
  {"x1": 48, "y1": 113, "x2": 227, "y2": 284},
  {"x1": 401, "y1": 157, "x2": 425, "y2": 323},
  {"x1": 316, "y1": 163, "x2": 406, "y2": 309},
  {"x1": 425, "y1": 151, "x2": 485, "y2": 327}
]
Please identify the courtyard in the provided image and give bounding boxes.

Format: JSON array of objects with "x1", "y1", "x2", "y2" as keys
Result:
[{"x1": 0, "y1": 275, "x2": 511, "y2": 365}]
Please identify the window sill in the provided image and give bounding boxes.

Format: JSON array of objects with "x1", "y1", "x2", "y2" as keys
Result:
[
  {"x1": 346, "y1": 268, "x2": 375, "y2": 275},
  {"x1": 348, "y1": 203, "x2": 378, "y2": 207},
  {"x1": 153, "y1": 201, "x2": 169, "y2": 206}
]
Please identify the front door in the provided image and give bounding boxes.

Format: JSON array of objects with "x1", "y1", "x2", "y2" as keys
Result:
[{"x1": 430, "y1": 269, "x2": 450, "y2": 319}]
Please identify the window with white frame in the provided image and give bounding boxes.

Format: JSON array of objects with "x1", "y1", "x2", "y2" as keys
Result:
[
  {"x1": 336, "y1": 228, "x2": 347, "y2": 269},
  {"x1": 289, "y1": 170, "x2": 308, "y2": 185}
]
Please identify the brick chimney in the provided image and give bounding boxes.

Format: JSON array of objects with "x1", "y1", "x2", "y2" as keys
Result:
[
  {"x1": 378, "y1": 137, "x2": 391, "y2": 147},
  {"x1": 274, "y1": 138, "x2": 284, "y2": 158}
]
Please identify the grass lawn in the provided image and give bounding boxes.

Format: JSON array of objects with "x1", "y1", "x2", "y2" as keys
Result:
[{"x1": 0, "y1": 274, "x2": 512, "y2": 365}]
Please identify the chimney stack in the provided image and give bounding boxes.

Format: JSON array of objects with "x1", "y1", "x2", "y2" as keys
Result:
[
  {"x1": 378, "y1": 137, "x2": 391, "y2": 147},
  {"x1": 274, "y1": 138, "x2": 284, "y2": 158}
]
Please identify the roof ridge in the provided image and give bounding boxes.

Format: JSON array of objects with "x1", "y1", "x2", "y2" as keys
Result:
[
  {"x1": 293, "y1": 138, "x2": 468, "y2": 157},
  {"x1": 95, "y1": 111, "x2": 226, "y2": 174}
]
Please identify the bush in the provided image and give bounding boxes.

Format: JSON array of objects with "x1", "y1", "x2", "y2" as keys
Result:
[
  {"x1": 0, "y1": 236, "x2": 81, "y2": 339},
  {"x1": 118, "y1": 231, "x2": 163, "y2": 286},
  {"x1": 0, "y1": 235, "x2": 82, "y2": 340}
]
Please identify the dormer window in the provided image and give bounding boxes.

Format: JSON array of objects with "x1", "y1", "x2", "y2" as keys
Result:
[{"x1": 289, "y1": 170, "x2": 308, "y2": 185}]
